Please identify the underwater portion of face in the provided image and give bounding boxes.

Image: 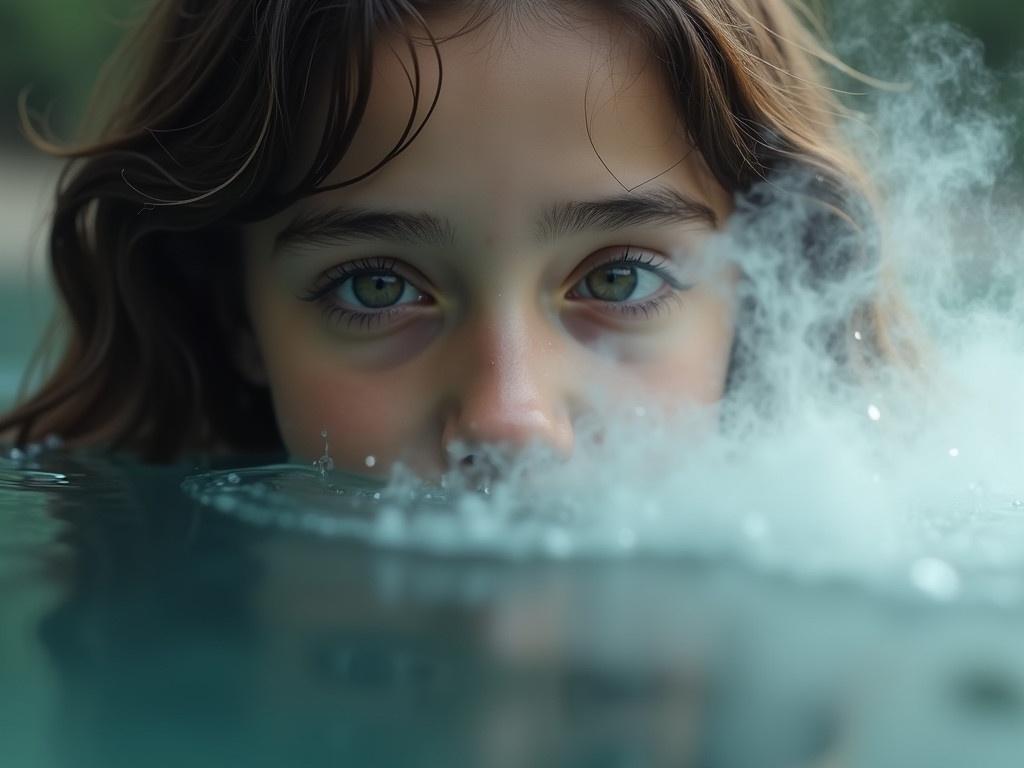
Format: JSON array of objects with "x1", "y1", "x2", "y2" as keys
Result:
[{"x1": 241, "y1": 8, "x2": 737, "y2": 480}]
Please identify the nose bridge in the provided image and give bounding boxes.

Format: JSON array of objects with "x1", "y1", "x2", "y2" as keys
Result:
[
  {"x1": 442, "y1": 300, "x2": 574, "y2": 462},
  {"x1": 472, "y1": 305, "x2": 541, "y2": 406}
]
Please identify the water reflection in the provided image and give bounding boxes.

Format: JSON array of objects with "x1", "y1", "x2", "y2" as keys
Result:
[{"x1": 2, "y1": 455, "x2": 1024, "y2": 766}]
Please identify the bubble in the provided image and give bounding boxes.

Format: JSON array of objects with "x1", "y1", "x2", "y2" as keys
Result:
[
  {"x1": 910, "y1": 558, "x2": 962, "y2": 602},
  {"x1": 375, "y1": 506, "x2": 406, "y2": 544},
  {"x1": 543, "y1": 528, "x2": 574, "y2": 559},
  {"x1": 743, "y1": 515, "x2": 769, "y2": 541}
]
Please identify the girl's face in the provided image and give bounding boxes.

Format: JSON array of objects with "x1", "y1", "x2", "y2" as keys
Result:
[{"x1": 242, "y1": 10, "x2": 737, "y2": 479}]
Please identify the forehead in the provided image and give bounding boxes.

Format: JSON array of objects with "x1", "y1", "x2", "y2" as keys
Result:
[{"x1": 293, "y1": 7, "x2": 726, "y2": 230}]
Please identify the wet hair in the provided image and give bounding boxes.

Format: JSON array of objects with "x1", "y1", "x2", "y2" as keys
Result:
[{"x1": 1, "y1": 0, "x2": 904, "y2": 461}]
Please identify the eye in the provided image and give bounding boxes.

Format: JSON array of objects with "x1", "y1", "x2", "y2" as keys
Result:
[
  {"x1": 300, "y1": 257, "x2": 435, "y2": 331},
  {"x1": 337, "y1": 272, "x2": 421, "y2": 309},
  {"x1": 569, "y1": 248, "x2": 686, "y2": 304},
  {"x1": 575, "y1": 263, "x2": 665, "y2": 302}
]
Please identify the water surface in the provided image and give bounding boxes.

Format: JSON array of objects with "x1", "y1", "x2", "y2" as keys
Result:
[{"x1": 3, "y1": 450, "x2": 1024, "y2": 768}]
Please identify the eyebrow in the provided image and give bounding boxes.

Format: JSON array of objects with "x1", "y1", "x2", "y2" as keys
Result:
[
  {"x1": 276, "y1": 208, "x2": 457, "y2": 251},
  {"x1": 275, "y1": 186, "x2": 717, "y2": 252},
  {"x1": 536, "y1": 187, "x2": 718, "y2": 242}
]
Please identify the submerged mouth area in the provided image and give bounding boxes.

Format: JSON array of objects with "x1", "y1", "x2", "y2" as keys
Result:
[
  {"x1": 449, "y1": 453, "x2": 498, "y2": 493},
  {"x1": 181, "y1": 441, "x2": 1024, "y2": 609}
]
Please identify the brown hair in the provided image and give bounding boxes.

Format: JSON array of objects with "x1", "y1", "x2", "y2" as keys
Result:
[{"x1": 2, "y1": 0, "x2": 900, "y2": 461}]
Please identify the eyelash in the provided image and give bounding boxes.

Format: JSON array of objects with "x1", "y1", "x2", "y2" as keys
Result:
[{"x1": 300, "y1": 250, "x2": 689, "y2": 331}]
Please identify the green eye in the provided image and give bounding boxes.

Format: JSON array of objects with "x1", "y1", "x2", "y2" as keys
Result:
[
  {"x1": 303, "y1": 258, "x2": 434, "y2": 330},
  {"x1": 577, "y1": 261, "x2": 669, "y2": 303},
  {"x1": 585, "y1": 266, "x2": 639, "y2": 302},
  {"x1": 350, "y1": 273, "x2": 405, "y2": 308}
]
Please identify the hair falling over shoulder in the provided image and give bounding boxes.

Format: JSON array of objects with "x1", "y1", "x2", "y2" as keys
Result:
[{"x1": 1, "y1": 0, "x2": 913, "y2": 461}]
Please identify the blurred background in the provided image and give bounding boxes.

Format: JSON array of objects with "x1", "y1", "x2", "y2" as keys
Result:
[{"x1": 0, "y1": 0, "x2": 1021, "y2": 410}]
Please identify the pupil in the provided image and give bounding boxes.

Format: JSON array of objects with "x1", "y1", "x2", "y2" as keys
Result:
[{"x1": 353, "y1": 273, "x2": 403, "y2": 308}]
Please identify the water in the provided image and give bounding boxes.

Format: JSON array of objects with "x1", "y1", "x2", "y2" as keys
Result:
[
  {"x1": 178, "y1": 458, "x2": 1024, "y2": 606},
  {"x1": 2, "y1": 450, "x2": 1024, "y2": 768}
]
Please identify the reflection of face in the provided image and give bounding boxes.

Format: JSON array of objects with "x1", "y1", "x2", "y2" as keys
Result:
[{"x1": 242, "y1": 9, "x2": 737, "y2": 478}]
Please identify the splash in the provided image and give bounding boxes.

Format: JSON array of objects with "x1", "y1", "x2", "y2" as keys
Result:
[{"x1": 312, "y1": 428, "x2": 334, "y2": 479}]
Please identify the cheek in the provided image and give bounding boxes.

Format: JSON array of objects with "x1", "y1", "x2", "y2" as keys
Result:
[
  {"x1": 641, "y1": 329, "x2": 734, "y2": 406},
  {"x1": 245, "y1": 263, "x2": 431, "y2": 471},
  {"x1": 648, "y1": 279, "x2": 738, "y2": 406},
  {"x1": 579, "y1": 292, "x2": 737, "y2": 409},
  {"x1": 263, "y1": 348, "x2": 425, "y2": 470}
]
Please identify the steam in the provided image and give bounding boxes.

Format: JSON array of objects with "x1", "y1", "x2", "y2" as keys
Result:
[{"x1": 189, "y1": 5, "x2": 1024, "y2": 603}]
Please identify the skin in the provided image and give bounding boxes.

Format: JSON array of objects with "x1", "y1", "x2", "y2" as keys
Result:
[{"x1": 241, "y1": 9, "x2": 738, "y2": 480}]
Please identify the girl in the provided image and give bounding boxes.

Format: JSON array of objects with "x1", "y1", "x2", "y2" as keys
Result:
[{"x1": 1, "y1": 0, "x2": 901, "y2": 477}]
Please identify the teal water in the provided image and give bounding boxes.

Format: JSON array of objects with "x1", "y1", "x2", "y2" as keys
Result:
[{"x1": 3, "y1": 450, "x2": 1024, "y2": 768}]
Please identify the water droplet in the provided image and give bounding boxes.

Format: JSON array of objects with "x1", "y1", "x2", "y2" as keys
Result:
[
  {"x1": 8, "y1": 447, "x2": 24, "y2": 461},
  {"x1": 867, "y1": 404, "x2": 882, "y2": 421},
  {"x1": 314, "y1": 430, "x2": 334, "y2": 479},
  {"x1": 743, "y1": 515, "x2": 769, "y2": 541},
  {"x1": 373, "y1": 492, "x2": 381, "y2": 500},
  {"x1": 543, "y1": 528, "x2": 573, "y2": 558},
  {"x1": 910, "y1": 557, "x2": 961, "y2": 601},
  {"x1": 854, "y1": 330, "x2": 863, "y2": 341},
  {"x1": 949, "y1": 448, "x2": 960, "y2": 458},
  {"x1": 43, "y1": 434, "x2": 63, "y2": 450},
  {"x1": 227, "y1": 473, "x2": 241, "y2": 485},
  {"x1": 633, "y1": 405, "x2": 647, "y2": 418},
  {"x1": 365, "y1": 455, "x2": 377, "y2": 468}
]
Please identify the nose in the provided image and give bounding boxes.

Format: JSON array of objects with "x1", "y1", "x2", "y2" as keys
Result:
[{"x1": 440, "y1": 311, "x2": 575, "y2": 472}]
